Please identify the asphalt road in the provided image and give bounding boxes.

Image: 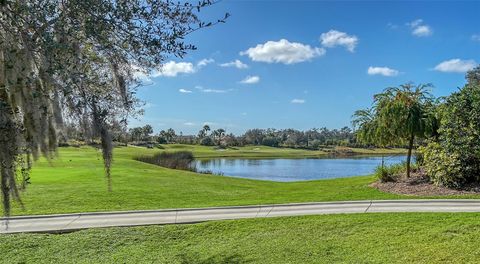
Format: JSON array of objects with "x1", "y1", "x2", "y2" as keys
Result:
[{"x1": 2, "y1": 199, "x2": 480, "y2": 234}]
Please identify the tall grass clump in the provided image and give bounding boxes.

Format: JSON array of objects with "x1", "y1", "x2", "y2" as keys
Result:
[
  {"x1": 135, "y1": 151, "x2": 195, "y2": 171},
  {"x1": 374, "y1": 163, "x2": 405, "y2": 182}
]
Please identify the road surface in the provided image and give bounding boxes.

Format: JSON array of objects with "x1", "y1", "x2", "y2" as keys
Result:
[{"x1": 2, "y1": 199, "x2": 480, "y2": 234}]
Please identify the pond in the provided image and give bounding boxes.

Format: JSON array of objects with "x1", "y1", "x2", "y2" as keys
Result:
[{"x1": 193, "y1": 155, "x2": 409, "y2": 182}]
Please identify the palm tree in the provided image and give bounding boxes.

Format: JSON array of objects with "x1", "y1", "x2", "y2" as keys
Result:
[
  {"x1": 203, "y1": 125, "x2": 211, "y2": 134},
  {"x1": 353, "y1": 83, "x2": 436, "y2": 177},
  {"x1": 352, "y1": 108, "x2": 377, "y2": 145},
  {"x1": 212, "y1": 128, "x2": 226, "y2": 146}
]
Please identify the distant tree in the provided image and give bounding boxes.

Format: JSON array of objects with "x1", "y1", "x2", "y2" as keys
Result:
[
  {"x1": 142, "y1": 125, "x2": 154, "y2": 141},
  {"x1": 353, "y1": 83, "x2": 437, "y2": 177},
  {"x1": 203, "y1": 125, "x2": 211, "y2": 134},
  {"x1": 244, "y1": 129, "x2": 265, "y2": 145},
  {"x1": 212, "y1": 128, "x2": 226, "y2": 146},
  {"x1": 129, "y1": 127, "x2": 144, "y2": 142},
  {"x1": 157, "y1": 136, "x2": 167, "y2": 144},
  {"x1": 197, "y1": 124, "x2": 211, "y2": 140},
  {"x1": 262, "y1": 136, "x2": 279, "y2": 147},
  {"x1": 197, "y1": 130, "x2": 206, "y2": 139},
  {"x1": 309, "y1": 139, "x2": 323, "y2": 149},
  {"x1": 200, "y1": 137, "x2": 215, "y2": 146},
  {"x1": 166, "y1": 128, "x2": 177, "y2": 143},
  {"x1": 223, "y1": 133, "x2": 239, "y2": 147},
  {"x1": 158, "y1": 128, "x2": 177, "y2": 144}
]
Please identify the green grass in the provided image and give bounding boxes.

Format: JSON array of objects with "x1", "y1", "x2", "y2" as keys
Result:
[
  {"x1": 9, "y1": 146, "x2": 402, "y2": 215},
  {"x1": 158, "y1": 144, "x2": 407, "y2": 158},
  {"x1": 2, "y1": 213, "x2": 480, "y2": 263},
  {"x1": 6, "y1": 145, "x2": 477, "y2": 216}
]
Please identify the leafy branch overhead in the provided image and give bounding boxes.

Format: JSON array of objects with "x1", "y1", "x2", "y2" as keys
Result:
[{"x1": 0, "y1": 0, "x2": 227, "y2": 216}]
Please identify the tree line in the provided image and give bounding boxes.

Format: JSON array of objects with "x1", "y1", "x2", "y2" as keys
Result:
[{"x1": 59, "y1": 124, "x2": 360, "y2": 149}]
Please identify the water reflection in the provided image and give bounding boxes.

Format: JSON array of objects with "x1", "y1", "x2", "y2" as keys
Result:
[{"x1": 193, "y1": 155, "x2": 409, "y2": 182}]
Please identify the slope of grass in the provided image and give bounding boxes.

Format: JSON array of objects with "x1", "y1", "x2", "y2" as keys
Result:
[
  {"x1": 10, "y1": 146, "x2": 406, "y2": 216},
  {"x1": 158, "y1": 144, "x2": 407, "y2": 159},
  {"x1": 2, "y1": 213, "x2": 480, "y2": 263},
  {"x1": 5, "y1": 146, "x2": 478, "y2": 216}
]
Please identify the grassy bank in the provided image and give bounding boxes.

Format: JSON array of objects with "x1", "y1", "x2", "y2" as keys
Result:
[
  {"x1": 6, "y1": 146, "x2": 476, "y2": 216},
  {"x1": 158, "y1": 144, "x2": 407, "y2": 159},
  {"x1": 4, "y1": 147, "x2": 476, "y2": 215},
  {"x1": 2, "y1": 213, "x2": 480, "y2": 263},
  {"x1": 9, "y1": 146, "x2": 405, "y2": 215}
]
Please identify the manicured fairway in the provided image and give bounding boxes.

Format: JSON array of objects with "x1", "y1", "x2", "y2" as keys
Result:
[
  {"x1": 159, "y1": 144, "x2": 407, "y2": 158},
  {"x1": 5, "y1": 146, "x2": 477, "y2": 216},
  {"x1": 2, "y1": 213, "x2": 480, "y2": 263}
]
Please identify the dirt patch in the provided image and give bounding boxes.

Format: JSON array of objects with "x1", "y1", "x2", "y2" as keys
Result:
[{"x1": 371, "y1": 173, "x2": 480, "y2": 196}]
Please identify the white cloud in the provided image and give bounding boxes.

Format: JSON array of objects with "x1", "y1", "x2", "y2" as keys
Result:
[
  {"x1": 220, "y1": 59, "x2": 248, "y2": 69},
  {"x1": 179, "y1": 88, "x2": 193, "y2": 93},
  {"x1": 240, "y1": 39, "x2": 325, "y2": 64},
  {"x1": 197, "y1": 58, "x2": 214, "y2": 67},
  {"x1": 434, "y1": 59, "x2": 477, "y2": 73},
  {"x1": 472, "y1": 34, "x2": 480, "y2": 42},
  {"x1": 413, "y1": 25, "x2": 432, "y2": 37},
  {"x1": 152, "y1": 58, "x2": 213, "y2": 77},
  {"x1": 291, "y1": 99, "x2": 305, "y2": 104},
  {"x1": 320, "y1": 30, "x2": 358, "y2": 52},
  {"x1": 408, "y1": 19, "x2": 433, "y2": 37},
  {"x1": 367, "y1": 66, "x2": 399, "y2": 77},
  {"x1": 195, "y1": 86, "x2": 233, "y2": 93},
  {"x1": 240, "y1": 75, "x2": 260, "y2": 84},
  {"x1": 183, "y1": 122, "x2": 195, "y2": 126},
  {"x1": 154, "y1": 61, "x2": 195, "y2": 77},
  {"x1": 408, "y1": 19, "x2": 423, "y2": 28}
]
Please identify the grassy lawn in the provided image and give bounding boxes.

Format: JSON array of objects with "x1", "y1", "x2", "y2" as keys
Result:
[
  {"x1": 6, "y1": 145, "x2": 477, "y2": 216},
  {"x1": 2, "y1": 213, "x2": 480, "y2": 263}
]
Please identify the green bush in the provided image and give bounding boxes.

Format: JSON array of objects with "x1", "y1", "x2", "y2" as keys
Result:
[
  {"x1": 414, "y1": 151, "x2": 424, "y2": 166},
  {"x1": 420, "y1": 69, "x2": 480, "y2": 187},
  {"x1": 419, "y1": 143, "x2": 464, "y2": 188},
  {"x1": 261, "y1": 136, "x2": 279, "y2": 147},
  {"x1": 199, "y1": 137, "x2": 215, "y2": 146},
  {"x1": 309, "y1": 139, "x2": 323, "y2": 149},
  {"x1": 374, "y1": 163, "x2": 404, "y2": 182}
]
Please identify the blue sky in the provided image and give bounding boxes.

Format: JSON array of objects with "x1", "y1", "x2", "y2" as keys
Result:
[{"x1": 131, "y1": 1, "x2": 480, "y2": 135}]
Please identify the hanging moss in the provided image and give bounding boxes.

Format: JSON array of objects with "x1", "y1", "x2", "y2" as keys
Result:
[{"x1": 0, "y1": 0, "x2": 226, "y2": 216}]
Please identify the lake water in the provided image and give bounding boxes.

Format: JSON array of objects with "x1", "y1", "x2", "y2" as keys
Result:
[{"x1": 193, "y1": 155, "x2": 409, "y2": 182}]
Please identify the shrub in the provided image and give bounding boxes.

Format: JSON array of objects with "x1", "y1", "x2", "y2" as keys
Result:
[
  {"x1": 199, "y1": 137, "x2": 215, "y2": 146},
  {"x1": 414, "y1": 151, "x2": 424, "y2": 166},
  {"x1": 419, "y1": 143, "x2": 464, "y2": 188},
  {"x1": 261, "y1": 136, "x2": 279, "y2": 147},
  {"x1": 420, "y1": 70, "x2": 480, "y2": 187},
  {"x1": 374, "y1": 163, "x2": 404, "y2": 182},
  {"x1": 135, "y1": 151, "x2": 195, "y2": 171},
  {"x1": 309, "y1": 139, "x2": 322, "y2": 149}
]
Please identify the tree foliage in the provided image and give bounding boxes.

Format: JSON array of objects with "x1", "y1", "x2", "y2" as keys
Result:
[
  {"x1": 353, "y1": 83, "x2": 437, "y2": 177},
  {"x1": 421, "y1": 67, "x2": 480, "y2": 187},
  {"x1": 0, "y1": 0, "x2": 227, "y2": 215}
]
